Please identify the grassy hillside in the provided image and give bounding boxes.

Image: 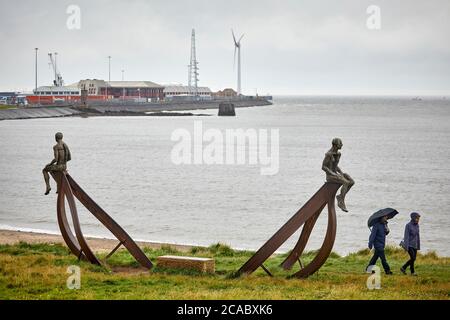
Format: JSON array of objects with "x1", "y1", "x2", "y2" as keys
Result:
[{"x1": 0, "y1": 242, "x2": 448, "y2": 299}]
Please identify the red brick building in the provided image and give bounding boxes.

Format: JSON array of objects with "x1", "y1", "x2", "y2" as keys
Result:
[{"x1": 78, "y1": 80, "x2": 164, "y2": 100}]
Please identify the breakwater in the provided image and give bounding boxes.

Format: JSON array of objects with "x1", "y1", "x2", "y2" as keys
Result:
[{"x1": 0, "y1": 99, "x2": 272, "y2": 121}]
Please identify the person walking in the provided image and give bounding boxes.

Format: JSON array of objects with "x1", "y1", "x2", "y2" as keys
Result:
[
  {"x1": 367, "y1": 215, "x2": 393, "y2": 275},
  {"x1": 401, "y1": 212, "x2": 421, "y2": 276}
]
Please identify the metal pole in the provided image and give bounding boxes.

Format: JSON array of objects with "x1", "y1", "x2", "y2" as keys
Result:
[
  {"x1": 121, "y1": 70, "x2": 124, "y2": 100},
  {"x1": 108, "y1": 56, "x2": 111, "y2": 82},
  {"x1": 107, "y1": 56, "x2": 111, "y2": 99},
  {"x1": 34, "y1": 48, "x2": 38, "y2": 93}
]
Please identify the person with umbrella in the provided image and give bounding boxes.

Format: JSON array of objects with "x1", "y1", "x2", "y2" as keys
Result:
[
  {"x1": 366, "y1": 208, "x2": 398, "y2": 275},
  {"x1": 400, "y1": 212, "x2": 421, "y2": 276}
]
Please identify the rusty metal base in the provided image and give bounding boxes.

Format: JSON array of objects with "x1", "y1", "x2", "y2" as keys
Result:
[
  {"x1": 237, "y1": 182, "x2": 341, "y2": 278},
  {"x1": 50, "y1": 171, "x2": 153, "y2": 269}
]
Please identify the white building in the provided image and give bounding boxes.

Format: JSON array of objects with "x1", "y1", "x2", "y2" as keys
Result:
[
  {"x1": 77, "y1": 79, "x2": 108, "y2": 95},
  {"x1": 163, "y1": 85, "x2": 212, "y2": 99},
  {"x1": 33, "y1": 86, "x2": 80, "y2": 95}
]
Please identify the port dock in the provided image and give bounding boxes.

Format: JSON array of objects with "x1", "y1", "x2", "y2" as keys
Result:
[{"x1": 0, "y1": 98, "x2": 272, "y2": 121}]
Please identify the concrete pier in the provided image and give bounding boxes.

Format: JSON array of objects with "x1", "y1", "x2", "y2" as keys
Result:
[
  {"x1": 0, "y1": 99, "x2": 272, "y2": 121},
  {"x1": 0, "y1": 107, "x2": 82, "y2": 120}
]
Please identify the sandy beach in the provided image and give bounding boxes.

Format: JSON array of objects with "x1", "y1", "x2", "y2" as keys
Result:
[{"x1": 0, "y1": 229, "x2": 194, "y2": 253}]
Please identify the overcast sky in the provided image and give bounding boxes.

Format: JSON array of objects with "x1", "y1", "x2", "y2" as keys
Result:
[{"x1": 1, "y1": 0, "x2": 449, "y2": 95}]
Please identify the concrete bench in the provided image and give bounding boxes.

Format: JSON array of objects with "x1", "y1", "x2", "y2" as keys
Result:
[{"x1": 157, "y1": 255, "x2": 215, "y2": 273}]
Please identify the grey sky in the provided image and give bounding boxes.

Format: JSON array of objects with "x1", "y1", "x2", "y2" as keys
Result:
[{"x1": 1, "y1": 0, "x2": 449, "y2": 95}]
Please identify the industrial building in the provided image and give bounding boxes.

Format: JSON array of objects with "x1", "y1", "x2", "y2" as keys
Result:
[
  {"x1": 163, "y1": 85, "x2": 212, "y2": 100},
  {"x1": 78, "y1": 80, "x2": 164, "y2": 101},
  {"x1": 26, "y1": 85, "x2": 84, "y2": 104},
  {"x1": 33, "y1": 86, "x2": 80, "y2": 96},
  {"x1": 214, "y1": 88, "x2": 238, "y2": 97},
  {"x1": 0, "y1": 91, "x2": 28, "y2": 106}
]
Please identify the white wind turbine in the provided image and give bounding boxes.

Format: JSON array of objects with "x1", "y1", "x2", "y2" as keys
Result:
[{"x1": 232, "y1": 29, "x2": 244, "y2": 96}]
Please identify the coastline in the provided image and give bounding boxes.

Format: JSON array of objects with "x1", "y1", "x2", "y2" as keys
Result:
[
  {"x1": 0, "y1": 98, "x2": 272, "y2": 121},
  {"x1": 1, "y1": 228, "x2": 449, "y2": 300},
  {"x1": 0, "y1": 229, "x2": 195, "y2": 253},
  {"x1": 2, "y1": 228, "x2": 448, "y2": 258}
]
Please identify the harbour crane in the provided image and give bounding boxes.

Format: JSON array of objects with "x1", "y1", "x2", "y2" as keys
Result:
[{"x1": 48, "y1": 52, "x2": 64, "y2": 87}]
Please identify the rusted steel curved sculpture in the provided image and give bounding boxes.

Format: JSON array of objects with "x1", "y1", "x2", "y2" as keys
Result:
[
  {"x1": 237, "y1": 182, "x2": 341, "y2": 278},
  {"x1": 50, "y1": 171, "x2": 153, "y2": 269}
]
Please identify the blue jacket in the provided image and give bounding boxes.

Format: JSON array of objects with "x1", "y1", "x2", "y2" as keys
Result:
[
  {"x1": 404, "y1": 221, "x2": 420, "y2": 250},
  {"x1": 368, "y1": 222, "x2": 389, "y2": 250}
]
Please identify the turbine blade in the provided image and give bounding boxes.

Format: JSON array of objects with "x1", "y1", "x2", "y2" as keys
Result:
[
  {"x1": 238, "y1": 34, "x2": 245, "y2": 43},
  {"x1": 231, "y1": 29, "x2": 237, "y2": 45},
  {"x1": 233, "y1": 46, "x2": 237, "y2": 69}
]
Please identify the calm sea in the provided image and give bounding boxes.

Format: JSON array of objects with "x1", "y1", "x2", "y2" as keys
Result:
[{"x1": 0, "y1": 96, "x2": 449, "y2": 256}]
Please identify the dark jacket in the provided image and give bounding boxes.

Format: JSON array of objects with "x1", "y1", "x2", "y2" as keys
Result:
[
  {"x1": 404, "y1": 221, "x2": 420, "y2": 250},
  {"x1": 368, "y1": 221, "x2": 389, "y2": 250}
]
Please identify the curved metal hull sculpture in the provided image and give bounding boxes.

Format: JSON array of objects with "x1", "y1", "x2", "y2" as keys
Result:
[
  {"x1": 51, "y1": 171, "x2": 153, "y2": 269},
  {"x1": 237, "y1": 182, "x2": 341, "y2": 278}
]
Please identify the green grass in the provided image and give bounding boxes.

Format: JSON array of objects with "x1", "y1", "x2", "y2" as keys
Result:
[
  {"x1": 0, "y1": 104, "x2": 17, "y2": 110},
  {"x1": 0, "y1": 242, "x2": 448, "y2": 299}
]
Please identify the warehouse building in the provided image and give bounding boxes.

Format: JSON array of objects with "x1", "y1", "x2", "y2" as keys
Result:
[
  {"x1": 163, "y1": 85, "x2": 212, "y2": 100},
  {"x1": 33, "y1": 86, "x2": 80, "y2": 95},
  {"x1": 214, "y1": 88, "x2": 237, "y2": 97},
  {"x1": 78, "y1": 79, "x2": 164, "y2": 101}
]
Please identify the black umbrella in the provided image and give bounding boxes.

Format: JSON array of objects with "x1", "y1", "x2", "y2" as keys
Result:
[{"x1": 367, "y1": 208, "x2": 399, "y2": 228}]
